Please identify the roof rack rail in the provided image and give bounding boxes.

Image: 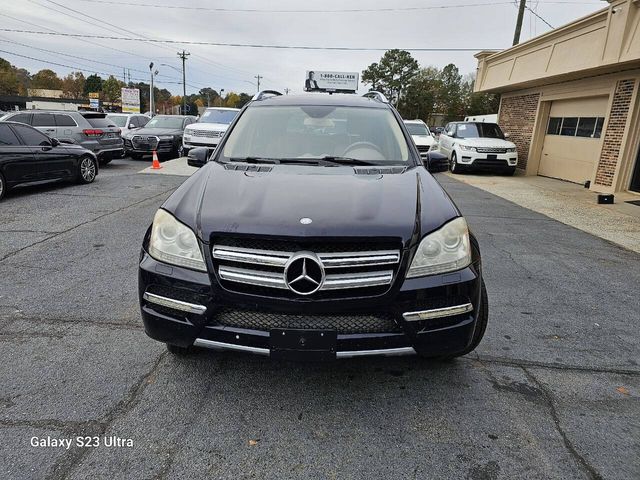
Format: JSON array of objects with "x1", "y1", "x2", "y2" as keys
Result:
[
  {"x1": 362, "y1": 91, "x2": 389, "y2": 103},
  {"x1": 252, "y1": 90, "x2": 283, "y2": 101}
]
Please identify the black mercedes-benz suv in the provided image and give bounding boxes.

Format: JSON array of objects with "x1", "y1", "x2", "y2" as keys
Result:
[{"x1": 138, "y1": 91, "x2": 488, "y2": 361}]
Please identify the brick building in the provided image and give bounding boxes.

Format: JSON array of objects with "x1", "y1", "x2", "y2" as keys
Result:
[{"x1": 474, "y1": 0, "x2": 640, "y2": 194}]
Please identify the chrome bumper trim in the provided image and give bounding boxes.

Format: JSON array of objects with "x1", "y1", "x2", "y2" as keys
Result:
[
  {"x1": 194, "y1": 339, "x2": 270, "y2": 355},
  {"x1": 142, "y1": 292, "x2": 207, "y2": 315},
  {"x1": 193, "y1": 339, "x2": 416, "y2": 358},
  {"x1": 402, "y1": 303, "x2": 473, "y2": 322},
  {"x1": 335, "y1": 347, "x2": 416, "y2": 358}
]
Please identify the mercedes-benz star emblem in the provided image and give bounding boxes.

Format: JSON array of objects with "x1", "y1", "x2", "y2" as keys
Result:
[
  {"x1": 284, "y1": 252, "x2": 325, "y2": 295},
  {"x1": 300, "y1": 217, "x2": 312, "y2": 225}
]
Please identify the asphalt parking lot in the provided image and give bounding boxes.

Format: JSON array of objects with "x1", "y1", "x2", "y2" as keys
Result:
[{"x1": 1, "y1": 158, "x2": 638, "y2": 480}]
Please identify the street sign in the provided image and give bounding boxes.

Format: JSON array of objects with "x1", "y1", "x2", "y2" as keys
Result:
[
  {"x1": 304, "y1": 71, "x2": 359, "y2": 93},
  {"x1": 121, "y1": 88, "x2": 140, "y2": 113},
  {"x1": 89, "y1": 98, "x2": 100, "y2": 109},
  {"x1": 88, "y1": 92, "x2": 100, "y2": 99}
]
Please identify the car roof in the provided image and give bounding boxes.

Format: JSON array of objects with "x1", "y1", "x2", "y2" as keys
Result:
[
  {"x1": 251, "y1": 93, "x2": 389, "y2": 109},
  {"x1": 204, "y1": 107, "x2": 240, "y2": 112},
  {"x1": 5, "y1": 110, "x2": 79, "y2": 114},
  {"x1": 153, "y1": 115, "x2": 194, "y2": 118}
]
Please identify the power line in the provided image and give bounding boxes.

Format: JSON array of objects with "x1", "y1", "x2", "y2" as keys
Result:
[
  {"x1": 73, "y1": 0, "x2": 599, "y2": 12},
  {"x1": 0, "y1": 29, "x2": 499, "y2": 51},
  {"x1": 524, "y1": 4, "x2": 554, "y2": 28},
  {"x1": 0, "y1": 48, "x2": 203, "y2": 91},
  {"x1": 31, "y1": 0, "x2": 266, "y2": 84}
]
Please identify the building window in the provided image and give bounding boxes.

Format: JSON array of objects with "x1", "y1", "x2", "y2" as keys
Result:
[
  {"x1": 547, "y1": 115, "x2": 606, "y2": 138},
  {"x1": 594, "y1": 117, "x2": 605, "y2": 138},
  {"x1": 576, "y1": 117, "x2": 597, "y2": 137},
  {"x1": 547, "y1": 117, "x2": 562, "y2": 135},
  {"x1": 560, "y1": 117, "x2": 578, "y2": 136}
]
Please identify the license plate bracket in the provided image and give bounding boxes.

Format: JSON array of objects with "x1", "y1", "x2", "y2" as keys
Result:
[
  {"x1": 270, "y1": 329, "x2": 337, "y2": 361},
  {"x1": 487, "y1": 154, "x2": 497, "y2": 160}
]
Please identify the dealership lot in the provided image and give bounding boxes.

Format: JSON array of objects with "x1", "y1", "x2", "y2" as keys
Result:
[{"x1": 0, "y1": 159, "x2": 638, "y2": 479}]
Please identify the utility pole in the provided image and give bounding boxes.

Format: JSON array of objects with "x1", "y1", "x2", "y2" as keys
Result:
[
  {"x1": 254, "y1": 74, "x2": 262, "y2": 92},
  {"x1": 149, "y1": 62, "x2": 154, "y2": 116},
  {"x1": 513, "y1": 0, "x2": 526, "y2": 46},
  {"x1": 178, "y1": 50, "x2": 190, "y2": 114},
  {"x1": 123, "y1": 68, "x2": 126, "y2": 84},
  {"x1": 284, "y1": 88, "x2": 290, "y2": 95}
]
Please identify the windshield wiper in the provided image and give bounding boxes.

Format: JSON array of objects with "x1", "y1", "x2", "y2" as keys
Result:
[
  {"x1": 315, "y1": 156, "x2": 378, "y2": 166},
  {"x1": 227, "y1": 157, "x2": 281, "y2": 164}
]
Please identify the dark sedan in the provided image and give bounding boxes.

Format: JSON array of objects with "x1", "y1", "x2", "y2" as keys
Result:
[
  {"x1": 122, "y1": 115, "x2": 196, "y2": 160},
  {"x1": 0, "y1": 122, "x2": 98, "y2": 201}
]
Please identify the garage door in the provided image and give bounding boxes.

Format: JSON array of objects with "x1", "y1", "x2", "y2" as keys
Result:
[{"x1": 539, "y1": 96, "x2": 608, "y2": 184}]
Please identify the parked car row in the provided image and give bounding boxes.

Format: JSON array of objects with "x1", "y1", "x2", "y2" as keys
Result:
[
  {"x1": 0, "y1": 121, "x2": 98, "y2": 201},
  {"x1": 404, "y1": 118, "x2": 518, "y2": 176},
  {"x1": 0, "y1": 110, "x2": 123, "y2": 165}
]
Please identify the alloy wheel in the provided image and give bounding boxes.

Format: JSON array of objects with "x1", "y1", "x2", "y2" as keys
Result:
[{"x1": 81, "y1": 157, "x2": 96, "y2": 182}]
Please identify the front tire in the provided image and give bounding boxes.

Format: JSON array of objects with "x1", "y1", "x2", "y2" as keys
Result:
[
  {"x1": 77, "y1": 156, "x2": 97, "y2": 184},
  {"x1": 0, "y1": 171, "x2": 6, "y2": 201},
  {"x1": 450, "y1": 151, "x2": 462, "y2": 174}
]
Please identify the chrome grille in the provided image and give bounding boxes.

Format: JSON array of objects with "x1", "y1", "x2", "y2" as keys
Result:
[
  {"x1": 212, "y1": 239, "x2": 401, "y2": 298},
  {"x1": 190, "y1": 129, "x2": 224, "y2": 138},
  {"x1": 476, "y1": 147, "x2": 507, "y2": 154},
  {"x1": 131, "y1": 135, "x2": 159, "y2": 150}
]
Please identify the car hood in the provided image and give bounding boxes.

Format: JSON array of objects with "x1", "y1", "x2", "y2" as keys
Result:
[
  {"x1": 163, "y1": 163, "x2": 460, "y2": 247},
  {"x1": 411, "y1": 135, "x2": 435, "y2": 146},
  {"x1": 185, "y1": 123, "x2": 231, "y2": 132},
  {"x1": 458, "y1": 137, "x2": 515, "y2": 148},
  {"x1": 128, "y1": 127, "x2": 182, "y2": 136}
]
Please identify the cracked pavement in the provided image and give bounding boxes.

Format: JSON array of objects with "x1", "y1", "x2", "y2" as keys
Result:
[{"x1": 0, "y1": 160, "x2": 638, "y2": 479}]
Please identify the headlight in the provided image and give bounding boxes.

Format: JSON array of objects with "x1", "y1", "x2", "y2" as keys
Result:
[
  {"x1": 506, "y1": 147, "x2": 516, "y2": 153},
  {"x1": 148, "y1": 209, "x2": 206, "y2": 271},
  {"x1": 459, "y1": 145, "x2": 476, "y2": 152},
  {"x1": 406, "y1": 217, "x2": 471, "y2": 278}
]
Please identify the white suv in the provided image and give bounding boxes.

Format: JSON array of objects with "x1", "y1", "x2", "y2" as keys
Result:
[
  {"x1": 403, "y1": 119, "x2": 436, "y2": 161},
  {"x1": 182, "y1": 107, "x2": 240, "y2": 155},
  {"x1": 438, "y1": 122, "x2": 518, "y2": 175}
]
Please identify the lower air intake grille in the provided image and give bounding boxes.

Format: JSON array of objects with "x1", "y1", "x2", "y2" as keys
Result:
[{"x1": 212, "y1": 308, "x2": 402, "y2": 334}]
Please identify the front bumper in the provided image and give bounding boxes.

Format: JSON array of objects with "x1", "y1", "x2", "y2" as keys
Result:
[
  {"x1": 458, "y1": 150, "x2": 517, "y2": 169},
  {"x1": 182, "y1": 139, "x2": 218, "y2": 151},
  {"x1": 138, "y1": 249, "x2": 483, "y2": 360}
]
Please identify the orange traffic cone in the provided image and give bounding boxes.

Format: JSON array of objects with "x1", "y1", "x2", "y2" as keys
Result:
[{"x1": 151, "y1": 150, "x2": 162, "y2": 169}]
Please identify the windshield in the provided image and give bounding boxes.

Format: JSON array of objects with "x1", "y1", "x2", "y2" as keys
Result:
[
  {"x1": 145, "y1": 116, "x2": 184, "y2": 129},
  {"x1": 106, "y1": 115, "x2": 128, "y2": 127},
  {"x1": 405, "y1": 123, "x2": 430, "y2": 136},
  {"x1": 222, "y1": 105, "x2": 410, "y2": 164},
  {"x1": 199, "y1": 109, "x2": 238, "y2": 124},
  {"x1": 456, "y1": 123, "x2": 504, "y2": 139}
]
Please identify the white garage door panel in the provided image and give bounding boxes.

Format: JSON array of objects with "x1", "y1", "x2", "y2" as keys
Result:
[{"x1": 539, "y1": 96, "x2": 608, "y2": 184}]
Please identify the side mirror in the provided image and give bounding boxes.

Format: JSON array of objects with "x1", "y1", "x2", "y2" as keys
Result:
[
  {"x1": 422, "y1": 151, "x2": 448, "y2": 173},
  {"x1": 187, "y1": 147, "x2": 208, "y2": 168},
  {"x1": 50, "y1": 138, "x2": 60, "y2": 147},
  {"x1": 504, "y1": 132, "x2": 510, "y2": 139},
  {"x1": 128, "y1": 124, "x2": 136, "y2": 129}
]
